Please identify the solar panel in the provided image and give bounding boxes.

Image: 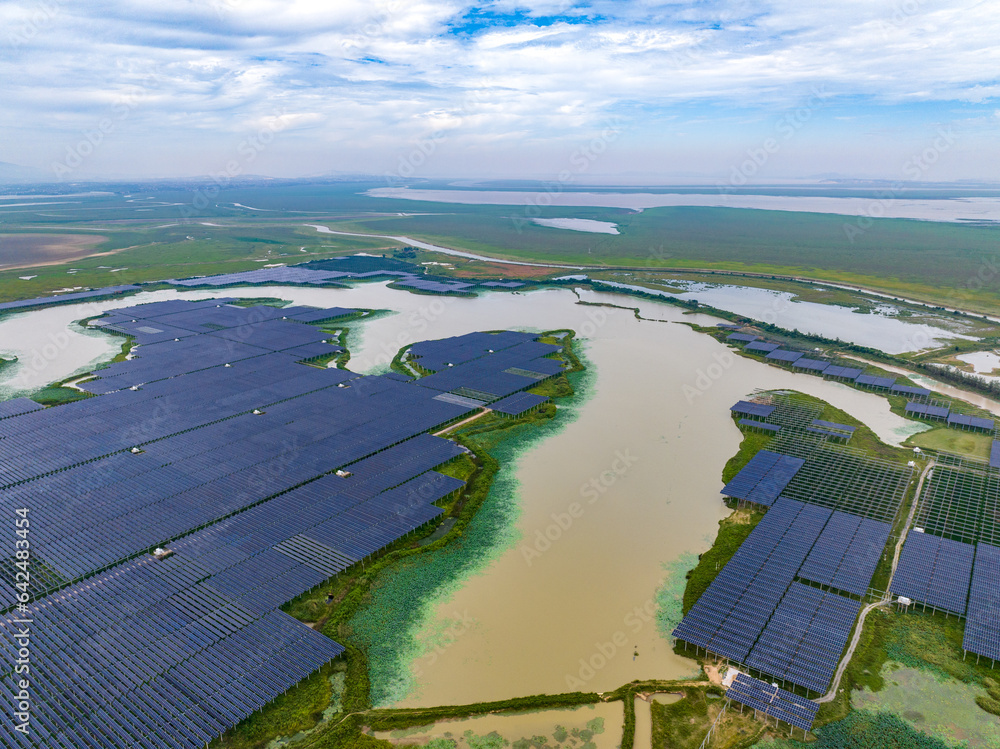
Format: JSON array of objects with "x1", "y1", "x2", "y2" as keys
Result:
[
  {"x1": 891, "y1": 384, "x2": 932, "y2": 397},
  {"x1": 793, "y1": 359, "x2": 830, "y2": 373},
  {"x1": 892, "y1": 531, "x2": 973, "y2": 615},
  {"x1": 746, "y1": 341, "x2": 781, "y2": 353},
  {"x1": 965, "y1": 543, "x2": 1000, "y2": 661},
  {"x1": 721, "y1": 451, "x2": 805, "y2": 506},
  {"x1": 727, "y1": 673, "x2": 819, "y2": 731},
  {"x1": 745, "y1": 582, "x2": 861, "y2": 693},
  {"x1": 765, "y1": 350, "x2": 805, "y2": 363},
  {"x1": 731, "y1": 400, "x2": 776, "y2": 419},
  {"x1": 798, "y1": 512, "x2": 890, "y2": 596},
  {"x1": 491, "y1": 392, "x2": 550, "y2": 416},
  {"x1": 992, "y1": 441, "x2": 1000, "y2": 470},
  {"x1": 947, "y1": 413, "x2": 995, "y2": 431},
  {"x1": 854, "y1": 374, "x2": 895, "y2": 389},
  {"x1": 906, "y1": 402, "x2": 951, "y2": 419},
  {"x1": 727, "y1": 333, "x2": 760, "y2": 343}
]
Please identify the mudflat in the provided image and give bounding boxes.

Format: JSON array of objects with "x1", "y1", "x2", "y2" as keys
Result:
[{"x1": 0, "y1": 233, "x2": 107, "y2": 269}]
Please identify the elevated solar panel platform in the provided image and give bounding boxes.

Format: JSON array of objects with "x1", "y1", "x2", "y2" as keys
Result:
[
  {"x1": 727, "y1": 333, "x2": 760, "y2": 343},
  {"x1": 793, "y1": 358, "x2": 830, "y2": 373},
  {"x1": 746, "y1": 341, "x2": 780, "y2": 353},
  {"x1": 948, "y1": 413, "x2": 995, "y2": 431},
  {"x1": 721, "y1": 450, "x2": 805, "y2": 507},
  {"x1": 0, "y1": 303, "x2": 551, "y2": 749},
  {"x1": 727, "y1": 673, "x2": 819, "y2": 731},
  {"x1": 992, "y1": 441, "x2": 1000, "y2": 469},
  {"x1": 855, "y1": 374, "x2": 896, "y2": 389},
  {"x1": 731, "y1": 400, "x2": 775, "y2": 419},
  {"x1": 892, "y1": 531, "x2": 974, "y2": 615},
  {"x1": 491, "y1": 392, "x2": 550, "y2": 417},
  {"x1": 798, "y1": 511, "x2": 890, "y2": 596},
  {"x1": 965, "y1": 543, "x2": 1000, "y2": 662},
  {"x1": 765, "y1": 349, "x2": 805, "y2": 363},
  {"x1": 906, "y1": 402, "x2": 951, "y2": 419},
  {"x1": 823, "y1": 365, "x2": 863, "y2": 380},
  {"x1": 891, "y1": 384, "x2": 932, "y2": 398}
]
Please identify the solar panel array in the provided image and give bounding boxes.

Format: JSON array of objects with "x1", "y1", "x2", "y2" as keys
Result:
[
  {"x1": 409, "y1": 335, "x2": 565, "y2": 402},
  {"x1": 892, "y1": 531, "x2": 974, "y2": 615},
  {"x1": 720, "y1": 451, "x2": 805, "y2": 507},
  {"x1": 992, "y1": 441, "x2": 1000, "y2": 469},
  {"x1": 823, "y1": 365, "x2": 864, "y2": 380},
  {"x1": 948, "y1": 413, "x2": 995, "y2": 431},
  {"x1": 965, "y1": 543, "x2": 1000, "y2": 662},
  {"x1": 746, "y1": 582, "x2": 862, "y2": 693},
  {"x1": 740, "y1": 419, "x2": 782, "y2": 433},
  {"x1": 0, "y1": 285, "x2": 140, "y2": 314},
  {"x1": 726, "y1": 333, "x2": 759, "y2": 343},
  {"x1": 913, "y1": 459, "x2": 1000, "y2": 546},
  {"x1": 490, "y1": 392, "x2": 550, "y2": 417},
  {"x1": 765, "y1": 350, "x2": 804, "y2": 363},
  {"x1": 746, "y1": 341, "x2": 781, "y2": 353},
  {"x1": 727, "y1": 673, "x2": 819, "y2": 731},
  {"x1": 798, "y1": 512, "x2": 891, "y2": 596},
  {"x1": 794, "y1": 359, "x2": 831, "y2": 373},
  {"x1": 673, "y1": 499, "x2": 832, "y2": 667},
  {"x1": 906, "y1": 401, "x2": 951, "y2": 420},
  {"x1": 0, "y1": 304, "x2": 556, "y2": 748},
  {"x1": 167, "y1": 267, "x2": 350, "y2": 287},
  {"x1": 855, "y1": 374, "x2": 896, "y2": 389},
  {"x1": 0, "y1": 398, "x2": 42, "y2": 420},
  {"x1": 731, "y1": 400, "x2": 776, "y2": 419},
  {"x1": 772, "y1": 436, "x2": 912, "y2": 523},
  {"x1": 891, "y1": 384, "x2": 932, "y2": 397}
]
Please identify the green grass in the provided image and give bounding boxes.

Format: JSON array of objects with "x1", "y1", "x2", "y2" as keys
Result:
[
  {"x1": 340, "y1": 205, "x2": 1000, "y2": 314},
  {"x1": 903, "y1": 427, "x2": 995, "y2": 460},
  {"x1": 681, "y1": 510, "x2": 763, "y2": 615},
  {"x1": 759, "y1": 710, "x2": 955, "y2": 749},
  {"x1": 650, "y1": 688, "x2": 762, "y2": 749}
]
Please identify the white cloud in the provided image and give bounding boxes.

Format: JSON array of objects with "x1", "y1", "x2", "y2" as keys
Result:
[{"x1": 1, "y1": 0, "x2": 998, "y2": 179}]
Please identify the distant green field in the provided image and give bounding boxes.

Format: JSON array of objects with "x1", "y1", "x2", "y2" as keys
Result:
[
  {"x1": 3, "y1": 182, "x2": 1000, "y2": 314},
  {"x1": 340, "y1": 206, "x2": 1000, "y2": 311}
]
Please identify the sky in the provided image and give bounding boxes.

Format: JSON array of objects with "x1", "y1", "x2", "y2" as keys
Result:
[{"x1": 1, "y1": 0, "x2": 999, "y2": 183}]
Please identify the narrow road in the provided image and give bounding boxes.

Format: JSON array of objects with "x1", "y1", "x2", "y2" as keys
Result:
[
  {"x1": 434, "y1": 408, "x2": 491, "y2": 436},
  {"x1": 816, "y1": 459, "x2": 935, "y2": 703}
]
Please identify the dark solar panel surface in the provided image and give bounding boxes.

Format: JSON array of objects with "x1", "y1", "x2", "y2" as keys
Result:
[
  {"x1": 906, "y1": 402, "x2": 951, "y2": 419},
  {"x1": 721, "y1": 450, "x2": 805, "y2": 506},
  {"x1": 731, "y1": 400, "x2": 776, "y2": 419},
  {"x1": 727, "y1": 673, "x2": 818, "y2": 731},
  {"x1": 992, "y1": 441, "x2": 1000, "y2": 469},
  {"x1": 766, "y1": 350, "x2": 804, "y2": 363},
  {"x1": 948, "y1": 413, "x2": 995, "y2": 430},
  {"x1": 794, "y1": 359, "x2": 830, "y2": 372},
  {"x1": 740, "y1": 419, "x2": 781, "y2": 432},
  {"x1": 746, "y1": 341, "x2": 781, "y2": 353},
  {"x1": 0, "y1": 309, "x2": 538, "y2": 748},
  {"x1": 855, "y1": 374, "x2": 895, "y2": 388},
  {"x1": 965, "y1": 543, "x2": 1000, "y2": 661},
  {"x1": 892, "y1": 532, "x2": 973, "y2": 615},
  {"x1": 746, "y1": 582, "x2": 861, "y2": 693},
  {"x1": 673, "y1": 499, "x2": 831, "y2": 664},
  {"x1": 726, "y1": 333, "x2": 759, "y2": 343},
  {"x1": 491, "y1": 392, "x2": 550, "y2": 416},
  {"x1": 0, "y1": 398, "x2": 43, "y2": 420},
  {"x1": 891, "y1": 384, "x2": 932, "y2": 397},
  {"x1": 0, "y1": 285, "x2": 140, "y2": 313},
  {"x1": 798, "y1": 512, "x2": 890, "y2": 596}
]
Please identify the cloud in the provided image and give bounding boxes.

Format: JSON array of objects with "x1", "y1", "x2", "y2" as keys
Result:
[{"x1": 1, "y1": 0, "x2": 998, "y2": 179}]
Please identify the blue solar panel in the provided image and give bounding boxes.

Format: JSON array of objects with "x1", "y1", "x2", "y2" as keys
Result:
[
  {"x1": 727, "y1": 673, "x2": 819, "y2": 731},
  {"x1": 746, "y1": 341, "x2": 781, "y2": 353},
  {"x1": 891, "y1": 384, "x2": 932, "y2": 397},
  {"x1": 992, "y1": 441, "x2": 1000, "y2": 470},
  {"x1": 893, "y1": 531, "x2": 973, "y2": 615},
  {"x1": 766, "y1": 350, "x2": 805, "y2": 363},
  {"x1": 947, "y1": 413, "x2": 995, "y2": 431},
  {"x1": 491, "y1": 392, "x2": 550, "y2": 416},
  {"x1": 721, "y1": 451, "x2": 805, "y2": 506},
  {"x1": 855, "y1": 374, "x2": 895, "y2": 389},
  {"x1": 794, "y1": 359, "x2": 830, "y2": 372},
  {"x1": 727, "y1": 333, "x2": 760, "y2": 343},
  {"x1": 731, "y1": 400, "x2": 776, "y2": 419},
  {"x1": 965, "y1": 543, "x2": 1000, "y2": 661},
  {"x1": 798, "y1": 512, "x2": 890, "y2": 596},
  {"x1": 906, "y1": 402, "x2": 950, "y2": 419}
]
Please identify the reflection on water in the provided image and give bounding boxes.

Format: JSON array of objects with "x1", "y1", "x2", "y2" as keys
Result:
[
  {"x1": 373, "y1": 702, "x2": 623, "y2": 749},
  {"x1": 0, "y1": 282, "x2": 937, "y2": 707}
]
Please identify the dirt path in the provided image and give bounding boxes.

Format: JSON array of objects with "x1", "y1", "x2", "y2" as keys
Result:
[
  {"x1": 816, "y1": 459, "x2": 936, "y2": 703},
  {"x1": 434, "y1": 408, "x2": 491, "y2": 436}
]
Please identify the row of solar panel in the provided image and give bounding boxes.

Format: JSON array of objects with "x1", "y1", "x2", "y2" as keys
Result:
[
  {"x1": 725, "y1": 335, "x2": 932, "y2": 396},
  {"x1": 720, "y1": 450, "x2": 805, "y2": 506},
  {"x1": 727, "y1": 673, "x2": 819, "y2": 731}
]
